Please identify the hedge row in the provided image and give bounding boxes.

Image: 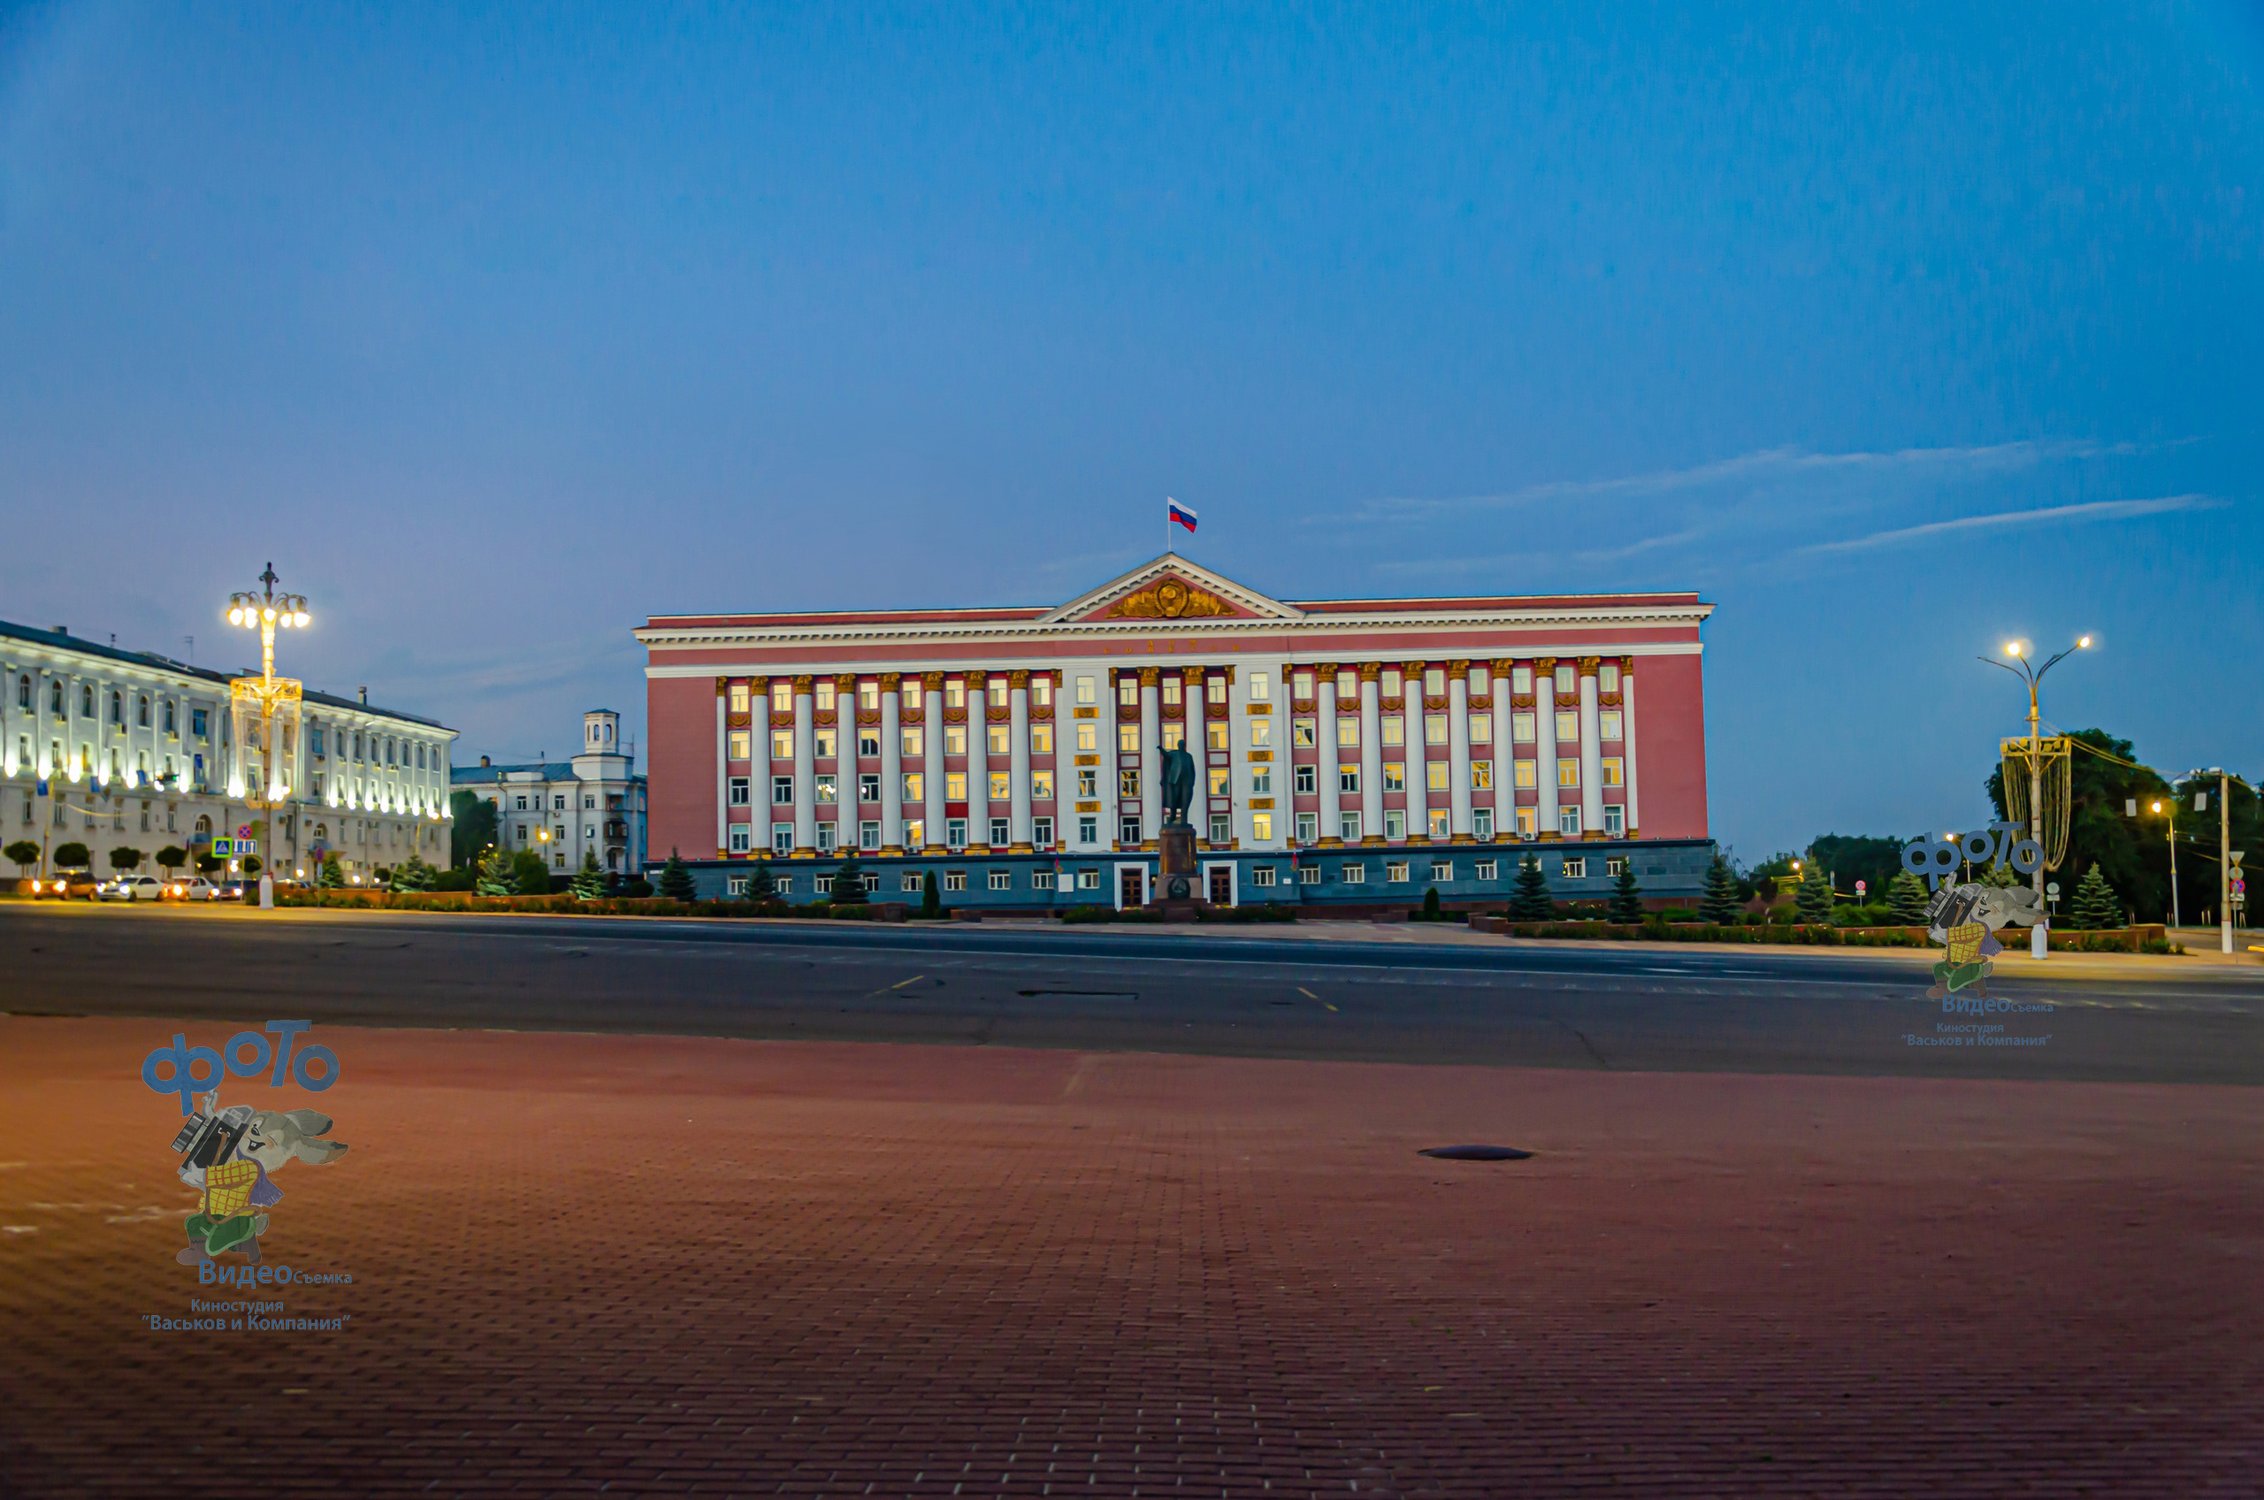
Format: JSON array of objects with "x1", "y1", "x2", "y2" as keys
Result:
[{"x1": 1473, "y1": 917, "x2": 2172, "y2": 951}]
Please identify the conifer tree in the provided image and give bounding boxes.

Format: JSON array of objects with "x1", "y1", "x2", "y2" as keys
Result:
[
  {"x1": 2069, "y1": 862, "x2": 2123, "y2": 930},
  {"x1": 390, "y1": 854, "x2": 436, "y2": 892},
  {"x1": 829, "y1": 853, "x2": 868, "y2": 904},
  {"x1": 571, "y1": 849, "x2": 606, "y2": 899},
  {"x1": 745, "y1": 858, "x2": 776, "y2": 902},
  {"x1": 1507, "y1": 855, "x2": 1555, "y2": 922},
  {"x1": 1887, "y1": 870, "x2": 1931, "y2": 925},
  {"x1": 1698, "y1": 854, "x2": 1744, "y2": 925},
  {"x1": 1795, "y1": 860, "x2": 1834, "y2": 923},
  {"x1": 658, "y1": 849, "x2": 698, "y2": 902},
  {"x1": 315, "y1": 854, "x2": 345, "y2": 889},
  {"x1": 476, "y1": 845, "x2": 517, "y2": 896},
  {"x1": 1607, "y1": 862, "x2": 1645, "y2": 923},
  {"x1": 920, "y1": 869, "x2": 941, "y2": 918}
]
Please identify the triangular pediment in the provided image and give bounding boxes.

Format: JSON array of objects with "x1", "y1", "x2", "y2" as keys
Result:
[{"x1": 1041, "y1": 555, "x2": 1305, "y2": 625}]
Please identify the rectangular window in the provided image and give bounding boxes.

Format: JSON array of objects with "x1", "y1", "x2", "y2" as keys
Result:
[
  {"x1": 1384, "y1": 809, "x2": 1405, "y2": 840},
  {"x1": 943, "y1": 726, "x2": 967, "y2": 756},
  {"x1": 987, "y1": 724, "x2": 1010, "y2": 756},
  {"x1": 1208, "y1": 812, "x2": 1231, "y2": 844},
  {"x1": 1470, "y1": 713, "x2": 1491, "y2": 744},
  {"x1": 901, "y1": 872, "x2": 923, "y2": 894},
  {"x1": 903, "y1": 771, "x2": 923, "y2": 803},
  {"x1": 1382, "y1": 668, "x2": 1402, "y2": 697},
  {"x1": 1383, "y1": 762, "x2": 1405, "y2": 793},
  {"x1": 1381, "y1": 715, "x2": 1404, "y2": 748},
  {"x1": 1251, "y1": 811, "x2": 1274, "y2": 841},
  {"x1": 1555, "y1": 711, "x2": 1579, "y2": 744},
  {"x1": 772, "y1": 682, "x2": 794, "y2": 713},
  {"x1": 945, "y1": 772, "x2": 967, "y2": 801},
  {"x1": 1206, "y1": 721, "x2": 1228, "y2": 751},
  {"x1": 1555, "y1": 665, "x2": 1576, "y2": 696},
  {"x1": 773, "y1": 823, "x2": 794, "y2": 854},
  {"x1": 1557, "y1": 759, "x2": 1580, "y2": 789},
  {"x1": 1600, "y1": 663, "x2": 1621, "y2": 693},
  {"x1": 1032, "y1": 770, "x2": 1054, "y2": 801},
  {"x1": 1425, "y1": 668, "x2": 1445, "y2": 696},
  {"x1": 1601, "y1": 757, "x2": 1624, "y2": 787},
  {"x1": 987, "y1": 680, "x2": 1009, "y2": 709},
  {"x1": 1033, "y1": 816, "x2": 1054, "y2": 847},
  {"x1": 813, "y1": 731, "x2": 836, "y2": 760},
  {"x1": 900, "y1": 726, "x2": 923, "y2": 758},
  {"x1": 1031, "y1": 723, "x2": 1053, "y2": 755},
  {"x1": 946, "y1": 680, "x2": 967, "y2": 709},
  {"x1": 1562, "y1": 856, "x2": 1587, "y2": 879},
  {"x1": 1339, "y1": 811, "x2": 1362, "y2": 841},
  {"x1": 814, "y1": 681, "x2": 836, "y2": 711},
  {"x1": 1425, "y1": 713, "x2": 1448, "y2": 746},
  {"x1": 815, "y1": 775, "x2": 838, "y2": 805},
  {"x1": 1296, "y1": 812, "x2": 1318, "y2": 844},
  {"x1": 726, "y1": 874, "x2": 749, "y2": 896},
  {"x1": 1250, "y1": 766, "x2": 1272, "y2": 795},
  {"x1": 728, "y1": 777, "x2": 751, "y2": 806},
  {"x1": 1206, "y1": 675, "x2": 1227, "y2": 706},
  {"x1": 1031, "y1": 868, "x2": 1055, "y2": 890},
  {"x1": 1426, "y1": 761, "x2": 1448, "y2": 793},
  {"x1": 1249, "y1": 718, "x2": 1272, "y2": 748},
  {"x1": 1075, "y1": 722, "x2": 1098, "y2": 752},
  {"x1": 1161, "y1": 723, "x2": 1184, "y2": 751},
  {"x1": 944, "y1": 869, "x2": 968, "y2": 892},
  {"x1": 1294, "y1": 765, "x2": 1316, "y2": 794},
  {"x1": 1512, "y1": 712, "x2": 1535, "y2": 743},
  {"x1": 1249, "y1": 672, "x2": 1270, "y2": 701},
  {"x1": 1120, "y1": 814, "x2": 1142, "y2": 845},
  {"x1": 1340, "y1": 862, "x2": 1367, "y2": 884},
  {"x1": 859, "y1": 774, "x2": 881, "y2": 802},
  {"x1": 1292, "y1": 720, "x2": 1316, "y2": 748},
  {"x1": 1207, "y1": 766, "x2": 1229, "y2": 796},
  {"x1": 1514, "y1": 759, "x2": 1538, "y2": 789},
  {"x1": 1032, "y1": 678, "x2": 1053, "y2": 708},
  {"x1": 1512, "y1": 666, "x2": 1532, "y2": 695},
  {"x1": 1336, "y1": 716, "x2": 1359, "y2": 748},
  {"x1": 1161, "y1": 678, "x2": 1182, "y2": 707},
  {"x1": 988, "y1": 869, "x2": 1012, "y2": 891},
  {"x1": 728, "y1": 824, "x2": 751, "y2": 853},
  {"x1": 946, "y1": 819, "x2": 968, "y2": 849},
  {"x1": 1604, "y1": 804, "x2": 1625, "y2": 836},
  {"x1": 1337, "y1": 669, "x2": 1357, "y2": 697},
  {"x1": 1118, "y1": 678, "x2": 1139, "y2": 708},
  {"x1": 1292, "y1": 671, "x2": 1314, "y2": 700},
  {"x1": 1078, "y1": 815, "x2": 1098, "y2": 844},
  {"x1": 1516, "y1": 806, "x2": 1538, "y2": 837},
  {"x1": 1558, "y1": 806, "x2": 1582, "y2": 837},
  {"x1": 1338, "y1": 766, "x2": 1359, "y2": 794},
  {"x1": 729, "y1": 683, "x2": 751, "y2": 715},
  {"x1": 1118, "y1": 723, "x2": 1140, "y2": 753},
  {"x1": 1476, "y1": 858, "x2": 1499, "y2": 881},
  {"x1": 903, "y1": 679, "x2": 923, "y2": 710},
  {"x1": 1076, "y1": 675, "x2": 1096, "y2": 705},
  {"x1": 1077, "y1": 866, "x2": 1101, "y2": 890},
  {"x1": 815, "y1": 823, "x2": 836, "y2": 852},
  {"x1": 854, "y1": 682, "x2": 877, "y2": 712},
  {"x1": 727, "y1": 730, "x2": 752, "y2": 761},
  {"x1": 1600, "y1": 710, "x2": 1623, "y2": 741},
  {"x1": 1471, "y1": 760, "x2": 1492, "y2": 791},
  {"x1": 1427, "y1": 809, "x2": 1450, "y2": 839},
  {"x1": 774, "y1": 875, "x2": 793, "y2": 894},
  {"x1": 1250, "y1": 864, "x2": 1278, "y2": 887},
  {"x1": 988, "y1": 771, "x2": 1011, "y2": 802},
  {"x1": 858, "y1": 732, "x2": 881, "y2": 758},
  {"x1": 769, "y1": 729, "x2": 792, "y2": 761},
  {"x1": 1606, "y1": 855, "x2": 1628, "y2": 876},
  {"x1": 1473, "y1": 808, "x2": 1494, "y2": 840},
  {"x1": 1429, "y1": 860, "x2": 1453, "y2": 882},
  {"x1": 905, "y1": 818, "x2": 925, "y2": 848},
  {"x1": 1119, "y1": 769, "x2": 1141, "y2": 799}
]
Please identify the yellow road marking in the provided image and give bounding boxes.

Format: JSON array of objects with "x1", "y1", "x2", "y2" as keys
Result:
[
  {"x1": 887, "y1": 974, "x2": 924, "y2": 990},
  {"x1": 1297, "y1": 985, "x2": 1338, "y2": 1012}
]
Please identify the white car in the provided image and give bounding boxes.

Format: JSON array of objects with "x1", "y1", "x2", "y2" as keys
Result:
[
  {"x1": 166, "y1": 877, "x2": 224, "y2": 902},
  {"x1": 99, "y1": 874, "x2": 169, "y2": 902}
]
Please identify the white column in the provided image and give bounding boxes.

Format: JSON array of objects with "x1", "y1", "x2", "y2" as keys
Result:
[
  {"x1": 880, "y1": 674, "x2": 904, "y2": 853},
  {"x1": 1183, "y1": 668, "x2": 1207, "y2": 845},
  {"x1": 1578, "y1": 661, "x2": 1604, "y2": 839},
  {"x1": 714, "y1": 683, "x2": 728, "y2": 854},
  {"x1": 1008, "y1": 672, "x2": 1033, "y2": 850},
  {"x1": 1448, "y1": 663, "x2": 1474, "y2": 842},
  {"x1": 1535, "y1": 659, "x2": 1561, "y2": 839},
  {"x1": 834, "y1": 676, "x2": 858, "y2": 857},
  {"x1": 1138, "y1": 668, "x2": 1160, "y2": 846},
  {"x1": 791, "y1": 678, "x2": 816, "y2": 855},
  {"x1": 750, "y1": 677, "x2": 771, "y2": 854},
  {"x1": 921, "y1": 674, "x2": 945, "y2": 851},
  {"x1": 1358, "y1": 665, "x2": 1383, "y2": 844},
  {"x1": 1315, "y1": 667, "x2": 1342, "y2": 844},
  {"x1": 1490, "y1": 662, "x2": 1515, "y2": 840},
  {"x1": 1622, "y1": 664, "x2": 1640, "y2": 837},
  {"x1": 966, "y1": 671, "x2": 991, "y2": 852},
  {"x1": 1402, "y1": 663, "x2": 1427, "y2": 844}
]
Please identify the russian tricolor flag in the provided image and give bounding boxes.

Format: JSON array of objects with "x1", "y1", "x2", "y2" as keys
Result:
[{"x1": 1168, "y1": 498, "x2": 1198, "y2": 534}]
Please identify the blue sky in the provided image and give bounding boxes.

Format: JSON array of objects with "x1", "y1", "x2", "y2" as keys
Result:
[{"x1": 2, "y1": 1, "x2": 2257, "y2": 859}]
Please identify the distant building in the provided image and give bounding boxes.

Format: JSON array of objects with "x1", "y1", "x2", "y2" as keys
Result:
[
  {"x1": 0, "y1": 619, "x2": 455, "y2": 880},
  {"x1": 451, "y1": 710, "x2": 648, "y2": 877},
  {"x1": 634, "y1": 554, "x2": 1714, "y2": 909}
]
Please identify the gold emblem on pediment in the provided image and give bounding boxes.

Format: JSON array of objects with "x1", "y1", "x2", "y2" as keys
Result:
[{"x1": 1104, "y1": 577, "x2": 1230, "y2": 620}]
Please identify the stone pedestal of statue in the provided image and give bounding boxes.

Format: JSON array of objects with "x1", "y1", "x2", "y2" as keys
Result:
[{"x1": 1149, "y1": 821, "x2": 1207, "y2": 920}]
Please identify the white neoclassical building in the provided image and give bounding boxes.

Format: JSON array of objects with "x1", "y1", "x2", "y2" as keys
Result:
[
  {"x1": 450, "y1": 710, "x2": 649, "y2": 877},
  {"x1": 0, "y1": 619, "x2": 456, "y2": 880}
]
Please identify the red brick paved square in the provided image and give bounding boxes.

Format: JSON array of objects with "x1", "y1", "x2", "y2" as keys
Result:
[{"x1": 0, "y1": 1016, "x2": 2257, "y2": 1497}]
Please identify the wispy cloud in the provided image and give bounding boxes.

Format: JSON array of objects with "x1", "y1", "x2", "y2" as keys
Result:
[
  {"x1": 1792, "y1": 494, "x2": 2226, "y2": 557},
  {"x1": 1347, "y1": 438, "x2": 2146, "y2": 524}
]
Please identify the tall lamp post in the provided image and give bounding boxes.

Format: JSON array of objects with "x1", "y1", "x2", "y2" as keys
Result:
[
  {"x1": 225, "y1": 563, "x2": 311, "y2": 911},
  {"x1": 2149, "y1": 797, "x2": 2180, "y2": 930},
  {"x1": 1980, "y1": 635, "x2": 2091, "y2": 957}
]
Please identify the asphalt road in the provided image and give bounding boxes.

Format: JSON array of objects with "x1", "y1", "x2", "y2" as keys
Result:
[{"x1": 5, "y1": 903, "x2": 2258, "y2": 1083}]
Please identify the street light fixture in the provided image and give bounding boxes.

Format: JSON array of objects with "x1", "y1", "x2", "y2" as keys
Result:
[
  {"x1": 225, "y1": 562, "x2": 312, "y2": 911},
  {"x1": 1979, "y1": 635, "x2": 2091, "y2": 909}
]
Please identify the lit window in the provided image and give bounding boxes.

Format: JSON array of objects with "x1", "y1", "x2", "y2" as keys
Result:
[
  {"x1": 728, "y1": 731, "x2": 752, "y2": 761},
  {"x1": 729, "y1": 683, "x2": 750, "y2": 715},
  {"x1": 1381, "y1": 715, "x2": 1404, "y2": 748},
  {"x1": 1206, "y1": 676, "x2": 1227, "y2": 705},
  {"x1": 1076, "y1": 676, "x2": 1096, "y2": 705},
  {"x1": 1558, "y1": 807, "x2": 1582, "y2": 837},
  {"x1": 1601, "y1": 758, "x2": 1624, "y2": 786},
  {"x1": 1337, "y1": 716, "x2": 1359, "y2": 748},
  {"x1": 987, "y1": 724, "x2": 1010, "y2": 756},
  {"x1": 859, "y1": 681, "x2": 880, "y2": 711},
  {"x1": 1514, "y1": 759, "x2": 1537, "y2": 789},
  {"x1": 1292, "y1": 720, "x2": 1316, "y2": 748},
  {"x1": 946, "y1": 680, "x2": 967, "y2": 709},
  {"x1": 988, "y1": 771, "x2": 1010, "y2": 802},
  {"x1": 1031, "y1": 724, "x2": 1053, "y2": 755},
  {"x1": 1118, "y1": 678, "x2": 1139, "y2": 708},
  {"x1": 1556, "y1": 712, "x2": 1579, "y2": 743},
  {"x1": 1292, "y1": 671, "x2": 1313, "y2": 700},
  {"x1": 1600, "y1": 710, "x2": 1623, "y2": 741},
  {"x1": 1338, "y1": 766, "x2": 1359, "y2": 794},
  {"x1": 814, "y1": 682, "x2": 836, "y2": 711},
  {"x1": 903, "y1": 772, "x2": 923, "y2": 802},
  {"x1": 1471, "y1": 761, "x2": 1492, "y2": 791},
  {"x1": 1558, "y1": 759, "x2": 1580, "y2": 788},
  {"x1": 944, "y1": 726, "x2": 967, "y2": 756},
  {"x1": 1427, "y1": 809, "x2": 1450, "y2": 839},
  {"x1": 1426, "y1": 762, "x2": 1448, "y2": 793},
  {"x1": 1119, "y1": 724, "x2": 1140, "y2": 752},
  {"x1": 771, "y1": 682, "x2": 793, "y2": 713},
  {"x1": 1207, "y1": 766, "x2": 1230, "y2": 796},
  {"x1": 771, "y1": 730, "x2": 793, "y2": 760},
  {"x1": 1383, "y1": 763, "x2": 1405, "y2": 794},
  {"x1": 1426, "y1": 714, "x2": 1448, "y2": 746},
  {"x1": 1250, "y1": 672, "x2": 1270, "y2": 701},
  {"x1": 1251, "y1": 812, "x2": 1273, "y2": 841},
  {"x1": 1032, "y1": 678, "x2": 1053, "y2": 708},
  {"x1": 1076, "y1": 723, "x2": 1097, "y2": 752},
  {"x1": 1516, "y1": 806, "x2": 1538, "y2": 837},
  {"x1": 945, "y1": 772, "x2": 968, "y2": 800},
  {"x1": 813, "y1": 731, "x2": 836, "y2": 759},
  {"x1": 1249, "y1": 719, "x2": 1272, "y2": 748},
  {"x1": 987, "y1": 680, "x2": 1008, "y2": 709},
  {"x1": 815, "y1": 775, "x2": 838, "y2": 805},
  {"x1": 1562, "y1": 856, "x2": 1587, "y2": 879},
  {"x1": 1032, "y1": 771, "x2": 1054, "y2": 800},
  {"x1": 1119, "y1": 769, "x2": 1140, "y2": 799},
  {"x1": 901, "y1": 726, "x2": 923, "y2": 758}
]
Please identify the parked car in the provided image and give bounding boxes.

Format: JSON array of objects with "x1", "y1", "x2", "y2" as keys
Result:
[
  {"x1": 165, "y1": 876, "x2": 225, "y2": 902},
  {"x1": 31, "y1": 872, "x2": 102, "y2": 899},
  {"x1": 99, "y1": 874, "x2": 169, "y2": 902}
]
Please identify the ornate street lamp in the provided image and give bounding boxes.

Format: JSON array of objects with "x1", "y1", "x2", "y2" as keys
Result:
[{"x1": 225, "y1": 563, "x2": 312, "y2": 910}]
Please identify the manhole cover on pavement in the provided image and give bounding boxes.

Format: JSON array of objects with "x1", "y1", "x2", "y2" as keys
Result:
[{"x1": 1418, "y1": 1144, "x2": 1535, "y2": 1161}]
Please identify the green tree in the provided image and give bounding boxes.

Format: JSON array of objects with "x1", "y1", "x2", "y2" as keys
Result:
[
  {"x1": 7, "y1": 839, "x2": 43, "y2": 875},
  {"x1": 2068, "y1": 862, "x2": 2124, "y2": 929},
  {"x1": 570, "y1": 849, "x2": 606, "y2": 899},
  {"x1": 1420, "y1": 884, "x2": 1443, "y2": 920},
  {"x1": 112, "y1": 843, "x2": 151, "y2": 873},
  {"x1": 829, "y1": 853, "x2": 868, "y2": 905},
  {"x1": 1507, "y1": 855, "x2": 1554, "y2": 921},
  {"x1": 920, "y1": 868, "x2": 941, "y2": 918},
  {"x1": 314, "y1": 854, "x2": 345, "y2": 889},
  {"x1": 1802, "y1": 835, "x2": 1907, "y2": 906},
  {"x1": 1887, "y1": 870, "x2": 1931, "y2": 925},
  {"x1": 658, "y1": 849, "x2": 698, "y2": 901},
  {"x1": 1987, "y1": 729, "x2": 2171, "y2": 922},
  {"x1": 476, "y1": 845, "x2": 517, "y2": 896},
  {"x1": 195, "y1": 852, "x2": 225, "y2": 876},
  {"x1": 449, "y1": 789, "x2": 499, "y2": 869},
  {"x1": 53, "y1": 841, "x2": 90, "y2": 870},
  {"x1": 242, "y1": 855, "x2": 263, "y2": 877},
  {"x1": 744, "y1": 859, "x2": 777, "y2": 902},
  {"x1": 390, "y1": 854, "x2": 437, "y2": 892},
  {"x1": 512, "y1": 849, "x2": 552, "y2": 896},
  {"x1": 155, "y1": 845, "x2": 188, "y2": 875},
  {"x1": 1607, "y1": 861, "x2": 1645, "y2": 922},
  {"x1": 1794, "y1": 858, "x2": 1834, "y2": 923},
  {"x1": 1698, "y1": 854, "x2": 1743, "y2": 925}
]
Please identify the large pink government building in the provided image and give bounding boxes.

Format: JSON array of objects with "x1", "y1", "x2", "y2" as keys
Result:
[{"x1": 637, "y1": 556, "x2": 1713, "y2": 910}]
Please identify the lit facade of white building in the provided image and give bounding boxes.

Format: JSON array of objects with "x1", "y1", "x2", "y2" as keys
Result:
[
  {"x1": 450, "y1": 710, "x2": 648, "y2": 877},
  {"x1": 0, "y1": 620, "x2": 455, "y2": 879}
]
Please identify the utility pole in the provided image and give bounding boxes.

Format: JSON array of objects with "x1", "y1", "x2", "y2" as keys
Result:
[
  {"x1": 2222, "y1": 769, "x2": 2235, "y2": 956},
  {"x1": 2165, "y1": 795, "x2": 2180, "y2": 930}
]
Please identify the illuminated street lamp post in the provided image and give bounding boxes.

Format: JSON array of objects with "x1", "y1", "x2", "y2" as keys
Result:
[
  {"x1": 2148, "y1": 798, "x2": 2180, "y2": 930},
  {"x1": 224, "y1": 563, "x2": 312, "y2": 911},
  {"x1": 1979, "y1": 635, "x2": 2091, "y2": 958}
]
